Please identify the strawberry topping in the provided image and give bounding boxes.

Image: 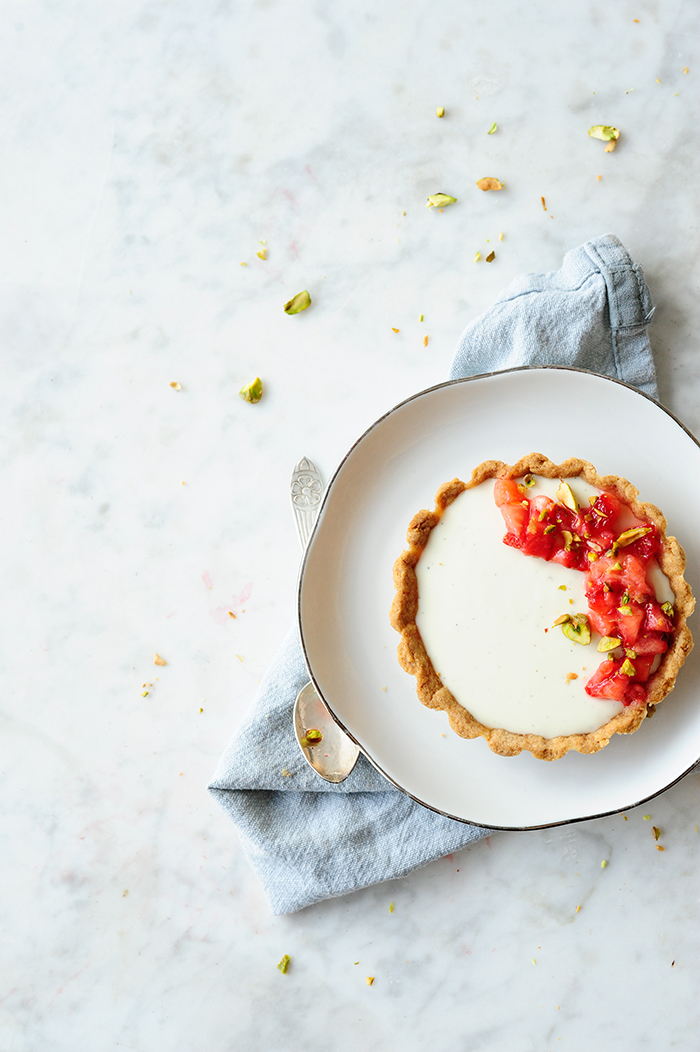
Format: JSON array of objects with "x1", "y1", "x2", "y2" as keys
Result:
[{"x1": 495, "y1": 479, "x2": 674, "y2": 707}]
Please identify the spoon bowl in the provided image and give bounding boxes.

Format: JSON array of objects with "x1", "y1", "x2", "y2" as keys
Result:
[{"x1": 294, "y1": 681, "x2": 360, "y2": 783}]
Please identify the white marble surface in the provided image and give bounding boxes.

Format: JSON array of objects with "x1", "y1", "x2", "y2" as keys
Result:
[{"x1": 3, "y1": 1, "x2": 700, "y2": 1048}]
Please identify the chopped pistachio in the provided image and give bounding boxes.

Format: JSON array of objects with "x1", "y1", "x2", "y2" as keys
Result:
[
  {"x1": 485, "y1": 250, "x2": 495, "y2": 263},
  {"x1": 652, "y1": 826, "x2": 661, "y2": 841},
  {"x1": 141, "y1": 691, "x2": 149, "y2": 697},
  {"x1": 283, "y1": 290, "x2": 311, "y2": 314},
  {"x1": 487, "y1": 122, "x2": 497, "y2": 134},
  {"x1": 620, "y1": 658, "x2": 636, "y2": 677},
  {"x1": 611, "y1": 561, "x2": 622, "y2": 571},
  {"x1": 366, "y1": 977, "x2": 375, "y2": 986},
  {"x1": 561, "y1": 530, "x2": 574, "y2": 550},
  {"x1": 476, "y1": 177, "x2": 503, "y2": 191},
  {"x1": 587, "y1": 551, "x2": 598, "y2": 562},
  {"x1": 597, "y1": 636, "x2": 622, "y2": 653},
  {"x1": 613, "y1": 526, "x2": 652, "y2": 549},
  {"x1": 169, "y1": 381, "x2": 182, "y2": 390},
  {"x1": 621, "y1": 591, "x2": 630, "y2": 605},
  {"x1": 544, "y1": 524, "x2": 556, "y2": 534},
  {"x1": 474, "y1": 251, "x2": 482, "y2": 262},
  {"x1": 239, "y1": 377, "x2": 263, "y2": 403},
  {"x1": 154, "y1": 654, "x2": 167, "y2": 666},
  {"x1": 552, "y1": 614, "x2": 571, "y2": 626},
  {"x1": 436, "y1": 107, "x2": 445, "y2": 118},
  {"x1": 277, "y1": 955, "x2": 290, "y2": 974},
  {"x1": 618, "y1": 605, "x2": 633, "y2": 616},
  {"x1": 389, "y1": 902, "x2": 394, "y2": 913},
  {"x1": 562, "y1": 614, "x2": 592, "y2": 645},
  {"x1": 419, "y1": 314, "x2": 424, "y2": 322},
  {"x1": 257, "y1": 248, "x2": 267, "y2": 260},
  {"x1": 498, "y1": 231, "x2": 504, "y2": 240},
  {"x1": 661, "y1": 602, "x2": 675, "y2": 618},
  {"x1": 558, "y1": 585, "x2": 567, "y2": 591},
  {"x1": 299, "y1": 728, "x2": 323, "y2": 748},
  {"x1": 522, "y1": 474, "x2": 536, "y2": 488},
  {"x1": 625, "y1": 649, "x2": 637, "y2": 659},
  {"x1": 601, "y1": 859, "x2": 608, "y2": 868},
  {"x1": 588, "y1": 125, "x2": 620, "y2": 143},
  {"x1": 426, "y1": 193, "x2": 457, "y2": 208},
  {"x1": 556, "y1": 481, "x2": 580, "y2": 511}
]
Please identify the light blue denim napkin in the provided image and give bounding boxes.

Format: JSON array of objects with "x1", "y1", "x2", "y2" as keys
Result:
[
  {"x1": 450, "y1": 233, "x2": 657, "y2": 397},
  {"x1": 208, "y1": 233, "x2": 657, "y2": 915}
]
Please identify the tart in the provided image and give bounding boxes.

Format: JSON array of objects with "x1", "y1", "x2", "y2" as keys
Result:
[{"x1": 390, "y1": 454, "x2": 694, "y2": 761}]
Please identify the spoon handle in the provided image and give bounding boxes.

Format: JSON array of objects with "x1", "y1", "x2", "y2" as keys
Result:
[
  {"x1": 290, "y1": 458, "x2": 361, "y2": 781},
  {"x1": 290, "y1": 457, "x2": 324, "y2": 550}
]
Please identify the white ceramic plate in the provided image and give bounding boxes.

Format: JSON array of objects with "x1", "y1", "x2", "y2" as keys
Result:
[{"x1": 298, "y1": 368, "x2": 700, "y2": 828}]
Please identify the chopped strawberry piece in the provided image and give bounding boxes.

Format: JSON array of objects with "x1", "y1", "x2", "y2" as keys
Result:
[
  {"x1": 550, "y1": 547, "x2": 582, "y2": 570},
  {"x1": 632, "y1": 526, "x2": 661, "y2": 561},
  {"x1": 643, "y1": 601, "x2": 674, "y2": 634},
  {"x1": 625, "y1": 683, "x2": 648, "y2": 706},
  {"x1": 584, "y1": 660, "x2": 648, "y2": 705},
  {"x1": 585, "y1": 660, "x2": 628, "y2": 701},
  {"x1": 586, "y1": 555, "x2": 621, "y2": 587},
  {"x1": 631, "y1": 633, "x2": 668, "y2": 656},
  {"x1": 590, "y1": 492, "x2": 622, "y2": 529},
  {"x1": 587, "y1": 608, "x2": 618, "y2": 640},
  {"x1": 629, "y1": 654, "x2": 657, "y2": 682},
  {"x1": 528, "y1": 494, "x2": 555, "y2": 525},
  {"x1": 618, "y1": 552, "x2": 653, "y2": 600},
  {"x1": 616, "y1": 603, "x2": 646, "y2": 647},
  {"x1": 500, "y1": 501, "x2": 529, "y2": 537},
  {"x1": 493, "y1": 478, "x2": 523, "y2": 507},
  {"x1": 522, "y1": 496, "x2": 557, "y2": 559}
]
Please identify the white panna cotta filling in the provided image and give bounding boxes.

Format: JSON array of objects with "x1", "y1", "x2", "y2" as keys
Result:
[{"x1": 415, "y1": 478, "x2": 673, "y2": 739}]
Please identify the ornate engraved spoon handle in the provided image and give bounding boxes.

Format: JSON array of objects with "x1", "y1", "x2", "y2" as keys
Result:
[{"x1": 290, "y1": 456, "x2": 324, "y2": 550}]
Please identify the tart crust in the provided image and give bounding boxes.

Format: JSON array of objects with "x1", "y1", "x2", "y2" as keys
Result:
[{"x1": 390, "y1": 454, "x2": 695, "y2": 761}]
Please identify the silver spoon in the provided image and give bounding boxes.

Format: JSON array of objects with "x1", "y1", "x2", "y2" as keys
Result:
[
  {"x1": 294, "y1": 681, "x2": 361, "y2": 783},
  {"x1": 291, "y1": 457, "x2": 360, "y2": 783}
]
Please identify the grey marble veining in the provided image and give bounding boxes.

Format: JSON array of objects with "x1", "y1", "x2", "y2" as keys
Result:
[{"x1": 2, "y1": 1, "x2": 700, "y2": 1049}]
